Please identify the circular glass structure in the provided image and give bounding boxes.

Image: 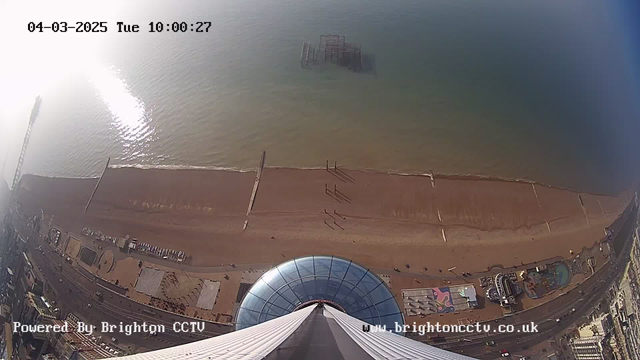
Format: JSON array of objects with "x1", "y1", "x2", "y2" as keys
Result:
[{"x1": 236, "y1": 256, "x2": 404, "y2": 334}]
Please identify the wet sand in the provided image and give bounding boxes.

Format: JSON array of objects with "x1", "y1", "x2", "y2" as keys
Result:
[{"x1": 15, "y1": 167, "x2": 633, "y2": 273}]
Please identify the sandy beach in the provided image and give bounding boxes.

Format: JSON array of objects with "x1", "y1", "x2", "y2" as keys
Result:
[{"x1": 15, "y1": 167, "x2": 633, "y2": 274}]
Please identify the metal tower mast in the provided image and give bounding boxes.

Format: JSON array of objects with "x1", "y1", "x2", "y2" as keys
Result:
[{"x1": 11, "y1": 96, "x2": 41, "y2": 190}]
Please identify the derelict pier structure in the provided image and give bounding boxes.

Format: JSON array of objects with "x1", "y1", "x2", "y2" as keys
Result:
[{"x1": 300, "y1": 35, "x2": 362, "y2": 72}]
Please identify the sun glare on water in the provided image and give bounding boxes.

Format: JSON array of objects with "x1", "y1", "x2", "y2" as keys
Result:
[
  {"x1": 0, "y1": 1, "x2": 153, "y2": 153},
  {"x1": 87, "y1": 64, "x2": 154, "y2": 145}
]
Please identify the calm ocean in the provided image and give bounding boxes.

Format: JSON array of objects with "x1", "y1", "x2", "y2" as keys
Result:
[{"x1": 1, "y1": 0, "x2": 639, "y2": 193}]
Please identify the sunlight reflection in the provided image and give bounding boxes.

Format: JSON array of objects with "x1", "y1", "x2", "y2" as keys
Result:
[{"x1": 87, "y1": 65, "x2": 154, "y2": 145}]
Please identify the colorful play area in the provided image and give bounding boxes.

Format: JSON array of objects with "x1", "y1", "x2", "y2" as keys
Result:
[
  {"x1": 523, "y1": 261, "x2": 572, "y2": 299},
  {"x1": 402, "y1": 284, "x2": 478, "y2": 316}
]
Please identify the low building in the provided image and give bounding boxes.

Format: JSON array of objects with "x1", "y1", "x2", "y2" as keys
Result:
[
  {"x1": 578, "y1": 313, "x2": 611, "y2": 338},
  {"x1": 14, "y1": 293, "x2": 57, "y2": 360},
  {"x1": 25, "y1": 267, "x2": 44, "y2": 295},
  {"x1": 20, "y1": 292, "x2": 57, "y2": 334},
  {"x1": 0, "y1": 304, "x2": 11, "y2": 324},
  {"x1": 116, "y1": 236, "x2": 128, "y2": 250},
  {"x1": 46, "y1": 317, "x2": 118, "y2": 359},
  {"x1": 495, "y1": 273, "x2": 516, "y2": 306},
  {"x1": 455, "y1": 284, "x2": 478, "y2": 308},
  {"x1": 55, "y1": 331, "x2": 114, "y2": 359},
  {"x1": 571, "y1": 336, "x2": 605, "y2": 360}
]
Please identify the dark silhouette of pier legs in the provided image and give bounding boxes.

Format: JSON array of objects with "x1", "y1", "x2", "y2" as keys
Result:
[
  {"x1": 334, "y1": 187, "x2": 351, "y2": 202},
  {"x1": 326, "y1": 160, "x2": 355, "y2": 183},
  {"x1": 324, "y1": 220, "x2": 334, "y2": 230},
  {"x1": 324, "y1": 209, "x2": 335, "y2": 219}
]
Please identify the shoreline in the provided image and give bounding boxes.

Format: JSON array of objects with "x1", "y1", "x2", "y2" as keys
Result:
[{"x1": 29, "y1": 163, "x2": 635, "y2": 196}]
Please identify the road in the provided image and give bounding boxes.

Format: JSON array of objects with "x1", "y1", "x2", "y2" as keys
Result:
[
  {"x1": 426, "y1": 205, "x2": 637, "y2": 359},
  {"x1": 13, "y1": 217, "x2": 232, "y2": 353}
]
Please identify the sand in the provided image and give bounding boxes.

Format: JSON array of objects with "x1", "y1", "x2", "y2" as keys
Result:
[
  {"x1": 102, "y1": 257, "x2": 141, "y2": 289},
  {"x1": 15, "y1": 167, "x2": 633, "y2": 274},
  {"x1": 65, "y1": 237, "x2": 82, "y2": 258}
]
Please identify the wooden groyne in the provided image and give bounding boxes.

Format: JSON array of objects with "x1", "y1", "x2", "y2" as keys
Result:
[
  {"x1": 84, "y1": 157, "x2": 110, "y2": 213},
  {"x1": 246, "y1": 151, "x2": 266, "y2": 217}
]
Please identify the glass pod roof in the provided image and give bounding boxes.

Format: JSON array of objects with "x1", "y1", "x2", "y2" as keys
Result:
[{"x1": 236, "y1": 255, "x2": 404, "y2": 334}]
